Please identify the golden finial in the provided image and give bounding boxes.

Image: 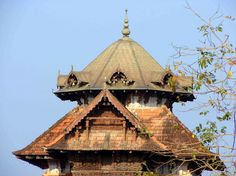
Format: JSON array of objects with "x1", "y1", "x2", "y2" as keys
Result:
[{"x1": 122, "y1": 9, "x2": 130, "y2": 37}]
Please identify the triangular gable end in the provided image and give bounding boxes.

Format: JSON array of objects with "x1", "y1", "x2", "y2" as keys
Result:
[
  {"x1": 46, "y1": 89, "x2": 144, "y2": 148},
  {"x1": 66, "y1": 89, "x2": 144, "y2": 133}
]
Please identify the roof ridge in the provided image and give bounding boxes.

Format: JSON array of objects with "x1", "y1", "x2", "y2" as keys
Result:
[
  {"x1": 82, "y1": 40, "x2": 116, "y2": 71},
  {"x1": 13, "y1": 106, "x2": 82, "y2": 156},
  {"x1": 92, "y1": 41, "x2": 121, "y2": 87},
  {"x1": 129, "y1": 41, "x2": 147, "y2": 87},
  {"x1": 65, "y1": 90, "x2": 105, "y2": 133},
  {"x1": 159, "y1": 107, "x2": 194, "y2": 138},
  {"x1": 44, "y1": 92, "x2": 105, "y2": 148},
  {"x1": 105, "y1": 90, "x2": 144, "y2": 128},
  {"x1": 47, "y1": 89, "x2": 144, "y2": 148},
  {"x1": 134, "y1": 41, "x2": 164, "y2": 71},
  {"x1": 169, "y1": 112, "x2": 204, "y2": 147},
  {"x1": 159, "y1": 106, "x2": 211, "y2": 155},
  {"x1": 66, "y1": 89, "x2": 144, "y2": 133}
]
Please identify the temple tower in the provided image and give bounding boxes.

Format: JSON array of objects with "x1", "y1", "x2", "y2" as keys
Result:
[{"x1": 14, "y1": 11, "x2": 224, "y2": 176}]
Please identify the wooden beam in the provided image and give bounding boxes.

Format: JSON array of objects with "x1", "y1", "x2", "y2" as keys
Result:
[
  {"x1": 36, "y1": 156, "x2": 44, "y2": 159},
  {"x1": 131, "y1": 127, "x2": 136, "y2": 141},
  {"x1": 123, "y1": 120, "x2": 126, "y2": 141},
  {"x1": 86, "y1": 119, "x2": 90, "y2": 141},
  {"x1": 44, "y1": 156, "x2": 53, "y2": 159},
  {"x1": 25, "y1": 156, "x2": 34, "y2": 159},
  {"x1": 88, "y1": 117, "x2": 123, "y2": 120}
]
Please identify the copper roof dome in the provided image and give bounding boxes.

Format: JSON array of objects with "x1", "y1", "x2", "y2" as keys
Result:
[
  {"x1": 55, "y1": 11, "x2": 193, "y2": 101},
  {"x1": 83, "y1": 37, "x2": 164, "y2": 88}
]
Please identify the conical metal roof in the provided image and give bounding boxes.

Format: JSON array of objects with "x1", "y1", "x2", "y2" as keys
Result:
[
  {"x1": 55, "y1": 11, "x2": 193, "y2": 101},
  {"x1": 83, "y1": 37, "x2": 164, "y2": 88}
]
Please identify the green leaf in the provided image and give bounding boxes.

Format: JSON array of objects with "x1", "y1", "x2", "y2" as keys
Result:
[
  {"x1": 198, "y1": 57, "x2": 207, "y2": 68},
  {"x1": 217, "y1": 112, "x2": 232, "y2": 121},
  {"x1": 200, "y1": 111, "x2": 209, "y2": 116},
  {"x1": 220, "y1": 126, "x2": 227, "y2": 134},
  {"x1": 217, "y1": 26, "x2": 223, "y2": 32},
  {"x1": 178, "y1": 70, "x2": 185, "y2": 76}
]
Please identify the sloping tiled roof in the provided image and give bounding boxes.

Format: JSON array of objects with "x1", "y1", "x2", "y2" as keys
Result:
[
  {"x1": 15, "y1": 90, "x2": 212, "y2": 158},
  {"x1": 49, "y1": 137, "x2": 165, "y2": 152},
  {"x1": 131, "y1": 107, "x2": 210, "y2": 157},
  {"x1": 14, "y1": 90, "x2": 223, "y2": 170},
  {"x1": 13, "y1": 106, "x2": 84, "y2": 156},
  {"x1": 47, "y1": 90, "x2": 165, "y2": 152},
  {"x1": 65, "y1": 89, "x2": 144, "y2": 134},
  {"x1": 13, "y1": 90, "x2": 144, "y2": 156}
]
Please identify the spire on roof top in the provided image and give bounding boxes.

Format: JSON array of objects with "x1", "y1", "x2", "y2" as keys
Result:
[
  {"x1": 71, "y1": 65, "x2": 74, "y2": 71},
  {"x1": 122, "y1": 9, "x2": 130, "y2": 37}
]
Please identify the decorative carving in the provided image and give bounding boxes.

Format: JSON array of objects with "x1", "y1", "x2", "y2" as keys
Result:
[
  {"x1": 67, "y1": 74, "x2": 78, "y2": 87},
  {"x1": 123, "y1": 120, "x2": 126, "y2": 140},
  {"x1": 152, "y1": 72, "x2": 177, "y2": 93},
  {"x1": 86, "y1": 119, "x2": 90, "y2": 141},
  {"x1": 75, "y1": 126, "x2": 81, "y2": 139},
  {"x1": 106, "y1": 71, "x2": 134, "y2": 86},
  {"x1": 163, "y1": 73, "x2": 173, "y2": 85},
  {"x1": 162, "y1": 73, "x2": 177, "y2": 92},
  {"x1": 67, "y1": 73, "x2": 88, "y2": 88}
]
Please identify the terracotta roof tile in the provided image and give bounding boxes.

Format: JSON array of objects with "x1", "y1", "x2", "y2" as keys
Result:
[
  {"x1": 14, "y1": 90, "x2": 145, "y2": 156},
  {"x1": 131, "y1": 106, "x2": 212, "y2": 157},
  {"x1": 14, "y1": 92, "x2": 215, "y2": 159},
  {"x1": 65, "y1": 89, "x2": 144, "y2": 134},
  {"x1": 13, "y1": 106, "x2": 84, "y2": 156}
]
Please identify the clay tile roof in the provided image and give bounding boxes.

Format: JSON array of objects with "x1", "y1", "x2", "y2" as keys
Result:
[
  {"x1": 13, "y1": 90, "x2": 145, "y2": 156},
  {"x1": 47, "y1": 90, "x2": 166, "y2": 152},
  {"x1": 14, "y1": 93, "x2": 214, "y2": 158},
  {"x1": 13, "y1": 106, "x2": 84, "y2": 156},
  {"x1": 65, "y1": 89, "x2": 144, "y2": 134},
  {"x1": 14, "y1": 91, "x2": 224, "y2": 170},
  {"x1": 132, "y1": 106, "x2": 215, "y2": 157}
]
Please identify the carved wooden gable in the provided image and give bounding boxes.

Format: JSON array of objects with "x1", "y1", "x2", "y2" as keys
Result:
[
  {"x1": 63, "y1": 98, "x2": 135, "y2": 150},
  {"x1": 67, "y1": 72, "x2": 88, "y2": 88},
  {"x1": 47, "y1": 90, "x2": 163, "y2": 151},
  {"x1": 106, "y1": 71, "x2": 134, "y2": 87}
]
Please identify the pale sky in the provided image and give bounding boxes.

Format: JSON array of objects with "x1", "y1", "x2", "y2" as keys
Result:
[{"x1": 0, "y1": 0, "x2": 236, "y2": 175}]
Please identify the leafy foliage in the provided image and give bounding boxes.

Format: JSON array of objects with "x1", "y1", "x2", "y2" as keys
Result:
[
  {"x1": 137, "y1": 128, "x2": 153, "y2": 138},
  {"x1": 173, "y1": 4, "x2": 235, "y2": 145},
  {"x1": 172, "y1": 3, "x2": 236, "y2": 175}
]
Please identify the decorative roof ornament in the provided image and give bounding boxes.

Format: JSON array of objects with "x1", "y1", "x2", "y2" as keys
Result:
[
  {"x1": 122, "y1": 9, "x2": 130, "y2": 37},
  {"x1": 165, "y1": 65, "x2": 171, "y2": 73},
  {"x1": 71, "y1": 65, "x2": 74, "y2": 71}
]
